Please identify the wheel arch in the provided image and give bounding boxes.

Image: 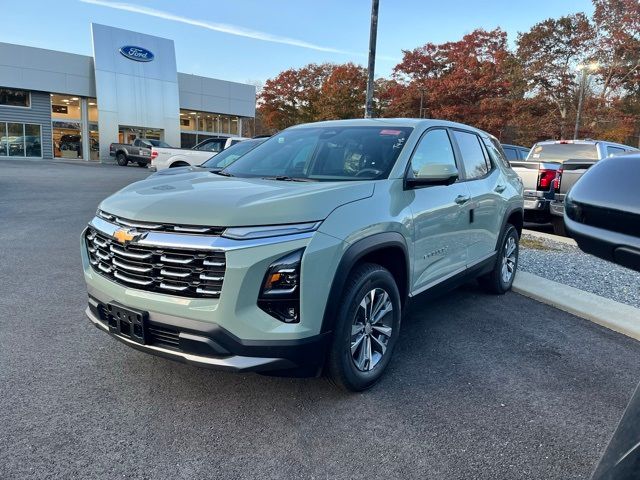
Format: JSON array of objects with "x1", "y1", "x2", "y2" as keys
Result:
[
  {"x1": 320, "y1": 232, "x2": 409, "y2": 334},
  {"x1": 499, "y1": 206, "x2": 523, "y2": 247}
]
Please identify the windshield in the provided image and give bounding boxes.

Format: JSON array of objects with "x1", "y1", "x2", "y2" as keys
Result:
[
  {"x1": 202, "y1": 139, "x2": 266, "y2": 168},
  {"x1": 222, "y1": 126, "x2": 413, "y2": 181},
  {"x1": 148, "y1": 140, "x2": 172, "y2": 148},
  {"x1": 528, "y1": 143, "x2": 598, "y2": 161}
]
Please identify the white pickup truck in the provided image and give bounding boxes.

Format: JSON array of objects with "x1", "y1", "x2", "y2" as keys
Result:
[{"x1": 150, "y1": 136, "x2": 249, "y2": 171}]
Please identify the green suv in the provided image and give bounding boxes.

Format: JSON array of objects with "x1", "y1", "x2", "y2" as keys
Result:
[{"x1": 82, "y1": 119, "x2": 524, "y2": 391}]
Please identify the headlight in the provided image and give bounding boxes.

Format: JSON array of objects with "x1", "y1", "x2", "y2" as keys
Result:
[
  {"x1": 222, "y1": 221, "x2": 321, "y2": 240},
  {"x1": 258, "y1": 249, "x2": 303, "y2": 323}
]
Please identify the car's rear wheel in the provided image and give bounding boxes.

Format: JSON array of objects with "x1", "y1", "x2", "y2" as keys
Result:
[
  {"x1": 326, "y1": 263, "x2": 401, "y2": 392},
  {"x1": 116, "y1": 153, "x2": 128, "y2": 166},
  {"x1": 479, "y1": 223, "x2": 519, "y2": 294},
  {"x1": 170, "y1": 161, "x2": 189, "y2": 168}
]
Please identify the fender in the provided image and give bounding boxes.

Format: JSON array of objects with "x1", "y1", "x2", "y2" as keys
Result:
[
  {"x1": 496, "y1": 205, "x2": 524, "y2": 250},
  {"x1": 320, "y1": 231, "x2": 410, "y2": 334}
]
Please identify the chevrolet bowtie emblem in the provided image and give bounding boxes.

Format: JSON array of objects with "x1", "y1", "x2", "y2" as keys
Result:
[{"x1": 113, "y1": 228, "x2": 143, "y2": 245}]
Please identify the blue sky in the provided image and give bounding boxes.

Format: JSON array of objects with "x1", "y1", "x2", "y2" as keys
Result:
[{"x1": 3, "y1": 0, "x2": 594, "y2": 85}]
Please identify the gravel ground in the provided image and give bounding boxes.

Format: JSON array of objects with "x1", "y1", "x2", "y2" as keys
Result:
[
  {"x1": 2, "y1": 161, "x2": 640, "y2": 479},
  {"x1": 519, "y1": 232, "x2": 640, "y2": 309}
]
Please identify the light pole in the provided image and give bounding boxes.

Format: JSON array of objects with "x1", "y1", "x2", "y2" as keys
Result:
[
  {"x1": 574, "y1": 62, "x2": 599, "y2": 140},
  {"x1": 364, "y1": 0, "x2": 379, "y2": 119}
]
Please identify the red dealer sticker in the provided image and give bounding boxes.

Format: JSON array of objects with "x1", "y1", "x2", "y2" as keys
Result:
[{"x1": 379, "y1": 129, "x2": 403, "y2": 135}]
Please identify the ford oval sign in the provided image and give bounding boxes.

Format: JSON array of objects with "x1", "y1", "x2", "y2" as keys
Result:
[{"x1": 119, "y1": 46, "x2": 154, "y2": 62}]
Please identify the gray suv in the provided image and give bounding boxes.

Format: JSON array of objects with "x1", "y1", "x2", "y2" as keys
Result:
[{"x1": 82, "y1": 119, "x2": 524, "y2": 391}]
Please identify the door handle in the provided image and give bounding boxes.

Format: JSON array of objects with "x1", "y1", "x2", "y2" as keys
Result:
[
  {"x1": 454, "y1": 195, "x2": 470, "y2": 205},
  {"x1": 495, "y1": 184, "x2": 507, "y2": 193}
]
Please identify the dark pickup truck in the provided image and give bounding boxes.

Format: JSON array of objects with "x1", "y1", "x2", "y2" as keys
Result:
[
  {"x1": 548, "y1": 140, "x2": 637, "y2": 234},
  {"x1": 109, "y1": 138, "x2": 172, "y2": 167}
]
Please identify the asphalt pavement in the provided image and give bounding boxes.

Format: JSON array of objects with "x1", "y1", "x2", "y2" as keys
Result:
[{"x1": 1, "y1": 160, "x2": 640, "y2": 480}]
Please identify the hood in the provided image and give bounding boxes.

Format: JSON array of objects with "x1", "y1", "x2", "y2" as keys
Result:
[{"x1": 99, "y1": 171, "x2": 375, "y2": 226}]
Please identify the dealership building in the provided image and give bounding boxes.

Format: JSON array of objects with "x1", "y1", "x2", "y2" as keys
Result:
[{"x1": 0, "y1": 23, "x2": 256, "y2": 161}]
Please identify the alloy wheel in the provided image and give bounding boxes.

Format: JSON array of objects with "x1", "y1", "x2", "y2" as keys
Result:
[
  {"x1": 350, "y1": 288, "x2": 393, "y2": 372},
  {"x1": 501, "y1": 235, "x2": 517, "y2": 284}
]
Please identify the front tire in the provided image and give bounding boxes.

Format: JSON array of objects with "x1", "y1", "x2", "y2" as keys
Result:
[
  {"x1": 479, "y1": 223, "x2": 519, "y2": 294},
  {"x1": 116, "y1": 153, "x2": 128, "y2": 166},
  {"x1": 326, "y1": 263, "x2": 401, "y2": 392}
]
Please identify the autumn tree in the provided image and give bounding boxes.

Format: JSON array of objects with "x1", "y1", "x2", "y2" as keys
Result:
[
  {"x1": 316, "y1": 63, "x2": 367, "y2": 119},
  {"x1": 517, "y1": 13, "x2": 596, "y2": 138},
  {"x1": 258, "y1": 63, "x2": 333, "y2": 131},
  {"x1": 387, "y1": 29, "x2": 515, "y2": 137}
]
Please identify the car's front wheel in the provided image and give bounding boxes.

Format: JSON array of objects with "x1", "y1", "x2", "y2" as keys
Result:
[{"x1": 326, "y1": 263, "x2": 401, "y2": 392}]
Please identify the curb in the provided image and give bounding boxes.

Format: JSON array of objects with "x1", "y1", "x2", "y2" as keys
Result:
[
  {"x1": 522, "y1": 228, "x2": 577, "y2": 246},
  {"x1": 513, "y1": 271, "x2": 640, "y2": 342}
]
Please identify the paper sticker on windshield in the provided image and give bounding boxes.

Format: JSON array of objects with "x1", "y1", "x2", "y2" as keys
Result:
[
  {"x1": 380, "y1": 129, "x2": 402, "y2": 135},
  {"x1": 532, "y1": 153, "x2": 540, "y2": 158},
  {"x1": 277, "y1": 137, "x2": 285, "y2": 143}
]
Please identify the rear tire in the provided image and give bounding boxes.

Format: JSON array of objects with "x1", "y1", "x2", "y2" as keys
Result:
[
  {"x1": 170, "y1": 161, "x2": 189, "y2": 168},
  {"x1": 552, "y1": 217, "x2": 567, "y2": 236},
  {"x1": 326, "y1": 263, "x2": 401, "y2": 392},
  {"x1": 116, "y1": 153, "x2": 128, "y2": 166},
  {"x1": 479, "y1": 224, "x2": 519, "y2": 294}
]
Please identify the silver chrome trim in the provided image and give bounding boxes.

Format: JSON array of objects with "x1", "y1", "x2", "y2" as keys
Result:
[
  {"x1": 89, "y1": 216, "x2": 314, "y2": 252},
  {"x1": 114, "y1": 270, "x2": 153, "y2": 286}
]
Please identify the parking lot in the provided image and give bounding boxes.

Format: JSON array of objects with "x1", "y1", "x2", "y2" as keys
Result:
[{"x1": 1, "y1": 160, "x2": 640, "y2": 479}]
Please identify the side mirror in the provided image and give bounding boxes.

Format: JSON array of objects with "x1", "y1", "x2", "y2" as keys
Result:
[{"x1": 406, "y1": 163, "x2": 459, "y2": 188}]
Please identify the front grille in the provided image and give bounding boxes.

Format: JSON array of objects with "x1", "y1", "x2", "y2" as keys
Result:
[
  {"x1": 98, "y1": 210, "x2": 225, "y2": 235},
  {"x1": 86, "y1": 228, "x2": 226, "y2": 298}
]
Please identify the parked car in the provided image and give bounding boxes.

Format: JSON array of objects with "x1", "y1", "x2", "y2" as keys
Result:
[
  {"x1": 564, "y1": 153, "x2": 640, "y2": 272},
  {"x1": 501, "y1": 144, "x2": 530, "y2": 161},
  {"x1": 81, "y1": 119, "x2": 524, "y2": 391},
  {"x1": 549, "y1": 140, "x2": 637, "y2": 235},
  {"x1": 150, "y1": 136, "x2": 249, "y2": 170},
  {"x1": 149, "y1": 137, "x2": 268, "y2": 176},
  {"x1": 110, "y1": 138, "x2": 172, "y2": 167},
  {"x1": 193, "y1": 136, "x2": 250, "y2": 153}
]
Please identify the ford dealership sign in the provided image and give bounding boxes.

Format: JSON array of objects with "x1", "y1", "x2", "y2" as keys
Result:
[{"x1": 119, "y1": 46, "x2": 154, "y2": 62}]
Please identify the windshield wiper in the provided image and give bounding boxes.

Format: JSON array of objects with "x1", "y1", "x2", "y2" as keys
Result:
[
  {"x1": 214, "y1": 170, "x2": 234, "y2": 177},
  {"x1": 261, "y1": 175, "x2": 314, "y2": 182}
]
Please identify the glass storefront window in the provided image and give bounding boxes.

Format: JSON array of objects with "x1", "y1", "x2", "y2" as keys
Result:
[
  {"x1": 179, "y1": 109, "x2": 243, "y2": 139},
  {"x1": 0, "y1": 123, "x2": 7, "y2": 156},
  {"x1": 7, "y1": 123, "x2": 24, "y2": 156},
  {"x1": 53, "y1": 121, "x2": 82, "y2": 159},
  {"x1": 89, "y1": 123, "x2": 99, "y2": 161},
  {"x1": 88, "y1": 98, "x2": 98, "y2": 123},
  {"x1": 180, "y1": 133, "x2": 197, "y2": 149},
  {"x1": 24, "y1": 124, "x2": 42, "y2": 157},
  {"x1": 0, "y1": 123, "x2": 41, "y2": 158},
  {"x1": 50, "y1": 94, "x2": 81, "y2": 121},
  {"x1": 0, "y1": 88, "x2": 30, "y2": 107}
]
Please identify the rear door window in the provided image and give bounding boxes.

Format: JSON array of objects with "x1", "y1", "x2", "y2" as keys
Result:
[{"x1": 453, "y1": 130, "x2": 491, "y2": 180}]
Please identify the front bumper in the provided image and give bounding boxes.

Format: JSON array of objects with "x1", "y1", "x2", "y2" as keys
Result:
[
  {"x1": 86, "y1": 295, "x2": 330, "y2": 373},
  {"x1": 565, "y1": 216, "x2": 640, "y2": 271}
]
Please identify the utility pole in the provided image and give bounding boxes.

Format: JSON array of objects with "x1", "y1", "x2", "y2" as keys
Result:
[
  {"x1": 574, "y1": 62, "x2": 598, "y2": 140},
  {"x1": 364, "y1": 0, "x2": 379, "y2": 119}
]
